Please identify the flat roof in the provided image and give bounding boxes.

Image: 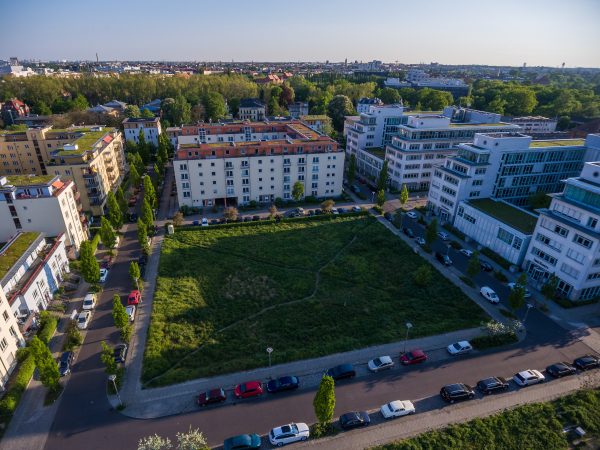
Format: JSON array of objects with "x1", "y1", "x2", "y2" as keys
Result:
[
  {"x1": 55, "y1": 130, "x2": 112, "y2": 156},
  {"x1": 0, "y1": 232, "x2": 41, "y2": 280},
  {"x1": 364, "y1": 147, "x2": 386, "y2": 159},
  {"x1": 467, "y1": 198, "x2": 538, "y2": 234},
  {"x1": 4, "y1": 174, "x2": 56, "y2": 186},
  {"x1": 529, "y1": 139, "x2": 585, "y2": 148}
]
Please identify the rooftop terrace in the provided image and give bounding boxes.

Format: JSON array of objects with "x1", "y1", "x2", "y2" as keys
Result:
[
  {"x1": 55, "y1": 130, "x2": 113, "y2": 156},
  {"x1": 4, "y1": 174, "x2": 56, "y2": 186},
  {"x1": 468, "y1": 198, "x2": 538, "y2": 234},
  {"x1": 0, "y1": 232, "x2": 41, "y2": 280},
  {"x1": 364, "y1": 147, "x2": 386, "y2": 159},
  {"x1": 529, "y1": 139, "x2": 585, "y2": 148}
]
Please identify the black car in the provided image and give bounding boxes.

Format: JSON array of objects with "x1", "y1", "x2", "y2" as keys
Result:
[
  {"x1": 326, "y1": 364, "x2": 356, "y2": 381},
  {"x1": 243, "y1": 216, "x2": 251, "y2": 222},
  {"x1": 210, "y1": 219, "x2": 219, "y2": 225},
  {"x1": 573, "y1": 355, "x2": 600, "y2": 371},
  {"x1": 480, "y1": 261, "x2": 493, "y2": 272},
  {"x1": 252, "y1": 215, "x2": 260, "y2": 221},
  {"x1": 114, "y1": 344, "x2": 128, "y2": 364},
  {"x1": 58, "y1": 351, "x2": 75, "y2": 377},
  {"x1": 403, "y1": 227, "x2": 414, "y2": 238},
  {"x1": 339, "y1": 411, "x2": 370, "y2": 430},
  {"x1": 314, "y1": 209, "x2": 323, "y2": 215},
  {"x1": 308, "y1": 209, "x2": 315, "y2": 216},
  {"x1": 476, "y1": 377, "x2": 509, "y2": 394},
  {"x1": 546, "y1": 362, "x2": 576, "y2": 378},
  {"x1": 440, "y1": 383, "x2": 475, "y2": 403},
  {"x1": 138, "y1": 255, "x2": 147, "y2": 266},
  {"x1": 338, "y1": 208, "x2": 348, "y2": 214},
  {"x1": 435, "y1": 252, "x2": 452, "y2": 266},
  {"x1": 266, "y1": 376, "x2": 300, "y2": 393},
  {"x1": 384, "y1": 212, "x2": 393, "y2": 221}
]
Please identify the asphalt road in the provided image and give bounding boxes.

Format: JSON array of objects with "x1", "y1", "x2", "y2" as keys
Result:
[{"x1": 43, "y1": 210, "x2": 597, "y2": 450}]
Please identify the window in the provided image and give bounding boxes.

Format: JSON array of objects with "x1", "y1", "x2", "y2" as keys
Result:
[
  {"x1": 560, "y1": 263, "x2": 580, "y2": 279},
  {"x1": 566, "y1": 248, "x2": 586, "y2": 265},
  {"x1": 182, "y1": 191, "x2": 190, "y2": 198},
  {"x1": 2, "y1": 311, "x2": 8, "y2": 322},
  {"x1": 0, "y1": 338, "x2": 6, "y2": 352},
  {"x1": 573, "y1": 234, "x2": 593, "y2": 249},
  {"x1": 535, "y1": 233, "x2": 562, "y2": 252},
  {"x1": 531, "y1": 247, "x2": 557, "y2": 266},
  {"x1": 497, "y1": 228, "x2": 514, "y2": 245},
  {"x1": 472, "y1": 179, "x2": 483, "y2": 186},
  {"x1": 553, "y1": 224, "x2": 569, "y2": 237},
  {"x1": 512, "y1": 237, "x2": 523, "y2": 250}
]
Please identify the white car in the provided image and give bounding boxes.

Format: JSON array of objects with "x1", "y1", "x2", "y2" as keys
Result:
[
  {"x1": 406, "y1": 211, "x2": 418, "y2": 219},
  {"x1": 368, "y1": 355, "x2": 394, "y2": 372},
  {"x1": 380, "y1": 400, "x2": 415, "y2": 419},
  {"x1": 297, "y1": 207, "x2": 305, "y2": 216},
  {"x1": 480, "y1": 286, "x2": 500, "y2": 304},
  {"x1": 114, "y1": 236, "x2": 120, "y2": 248},
  {"x1": 269, "y1": 423, "x2": 309, "y2": 446},
  {"x1": 513, "y1": 369, "x2": 545, "y2": 386},
  {"x1": 76, "y1": 311, "x2": 92, "y2": 329},
  {"x1": 507, "y1": 282, "x2": 532, "y2": 298},
  {"x1": 415, "y1": 237, "x2": 426, "y2": 246},
  {"x1": 447, "y1": 340, "x2": 473, "y2": 355},
  {"x1": 352, "y1": 206, "x2": 362, "y2": 212},
  {"x1": 201, "y1": 217, "x2": 208, "y2": 227},
  {"x1": 99, "y1": 268, "x2": 109, "y2": 283},
  {"x1": 331, "y1": 208, "x2": 339, "y2": 215},
  {"x1": 125, "y1": 305, "x2": 136, "y2": 322},
  {"x1": 459, "y1": 249, "x2": 474, "y2": 257},
  {"x1": 437, "y1": 231, "x2": 449, "y2": 241},
  {"x1": 82, "y1": 293, "x2": 97, "y2": 310}
]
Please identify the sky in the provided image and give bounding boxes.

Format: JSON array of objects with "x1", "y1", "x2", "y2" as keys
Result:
[{"x1": 1, "y1": 0, "x2": 600, "y2": 67}]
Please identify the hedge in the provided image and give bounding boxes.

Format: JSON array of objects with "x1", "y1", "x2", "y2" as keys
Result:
[
  {"x1": 37, "y1": 311, "x2": 58, "y2": 345},
  {"x1": 481, "y1": 247, "x2": 512, "y2": 271},
  {"x1": 471, "y1": 332, "x2": 518, "y2": 350},
  {"x1": 0, "y1": 355, "x2": 35, "y2": 432}
]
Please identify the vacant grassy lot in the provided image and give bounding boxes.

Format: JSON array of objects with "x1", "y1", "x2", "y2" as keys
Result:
[
  {"x1": 375, "y1": 388, "x2": 600, "y2": 450},
  {"x1": 142, "y1": 215, "x2": 487, "y2": 387}
]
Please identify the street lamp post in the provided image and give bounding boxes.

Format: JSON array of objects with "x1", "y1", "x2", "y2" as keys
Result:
[
  {"x1": 522, "y1": 303, "x2": 534, "y2": 324},
  {"x1": 108, "y1": 374, "x2": 122, "y2": 407},
  {"x1": 403, "y1": 322, "x2": 413, "y2": 354},
  {"x1": 266, "y1": 347, "x2": 273, "y2": 368}
]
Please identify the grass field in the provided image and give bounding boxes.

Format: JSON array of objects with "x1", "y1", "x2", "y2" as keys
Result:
[{"x1": 142, "y1": 215, "x2": 488, "y2": 387}]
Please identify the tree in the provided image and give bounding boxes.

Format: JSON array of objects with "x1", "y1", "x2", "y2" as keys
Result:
[
  {"x1": 79, "y1": 240, "x2": 100, "y2": 283},
  {"x1": 541, "y1": 274, "x2": 559, "y2": 300},
  {"x1": 64, "y1": 319, "x2": 83, "y2": 350},
  {"x1": 321, "y1": 199, "x2": 335, "y2": 213},
  {"x1": 414, "y1": 265, "x2": 432, "y2": 287},
  {"x1": 129, "y1": 262, "x2": 141, "y2": 289},
  {"x1": 466, "y1": 251, "x2": 481, "y2": 278},
  {"x1": 157, "y1": 133, "x2": 171, "y2": 165},
  {"x1": 400, "y1": 184, "x2": 409, "y2": 207},
  {"x1": 313, "y1": 375, "x2": 336, "y2": 427},
  {"x1": 129, "y1": 164, "x2": 141, "y2": 188},
  {"x1": 223, "y1": 206, "x2": 239, "y2": 221},
  {"x1": 327, "y1": 95, "x2": 355, "y2": 131},
  {"x1": 377, "y1": 160, "x2": 389, "y2": 191},
  {"x1": 124, "y1": 105, "x2": 141, "y2": 118},
  {"x1": 71, "y1": 94, "x2": 89, "y2": 111},
  {"x1": 107, "y1": 192, "x2": 123, "y2": 230},
  {"x1": 100, "y1": 217, "x2": 117, "y2": 250},
  {"x1": 269, "y1": 204, "x2": 278, "y2": 218},
  {"x1": 347, "y1": 153, "x2": 357, "y2": 185},
  {"x1": 138, "y1": 219, "x2": 150, "y2": 254},
  {"x1": 141, "y1": 108, "x2": 155, "y2": 119},
  {"x1": 425, "y1": 218, "x2": 438, "y2": 248},
  {"x1": 292, "y1": 181, "x2": 304, "y2": 201},
  {"x1": 509, "y1": 273, "x2": 528, "y2": 311},
  {"x1": 175, "y1": 427, "x2": 209, "y2": 450},
  {"x1": 154, "y1": 163, "x2": 163, "y2": 185},
  {"x1": 137, "y1": 129, "x2": 150, "y2": 164},
  {"x1": 378, "y1": 87, "x2": 401, "y2": 104},
  {"x1": 137, "y1": 435, "x2": 172, "y2": 450},
  {"x1": 143, "y1": 175, "x2": 157, "y2": 209},
  {"x1": 100, "y1": 341, "x2": 117, "y2": 375},
  {"x1": 202, "y1": 92, "x2": 227, "y2": 122},
  {"x1": 113, "y1": 294, "x2": 129, "y2": 331},
  {"x1": 528, "y1": 191, "x2": 551, "y2": 209},
  {"x1": 163, "y1": 95, "x2": 191, "y2": 126},
  {"x1": 376, "y1": 189, "x2": 385, "y2": 207},
  {"x1": 279, "y1": 83, "x2": 295, "y2": 108},
  {"x1": 141, "y1": 197, "x2": 154, "y2": 231},
  {"x1": 116, "y1": 186, "x2": 128, "y2": 216},
  {"x1": 30, "y1": 336, "x2": 61, "y2": 392},
  {"x1": 172, "y1": 211, "x2": 184, "y2": 227}
]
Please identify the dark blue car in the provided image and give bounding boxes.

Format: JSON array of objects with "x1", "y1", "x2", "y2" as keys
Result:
[{"x1": 266, "y1": 375, "x2": 300, "y2": 393}]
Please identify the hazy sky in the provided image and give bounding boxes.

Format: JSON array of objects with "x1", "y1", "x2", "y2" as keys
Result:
[{"x1": 2, "y1": 0, "x2": 599, "y2": 67}]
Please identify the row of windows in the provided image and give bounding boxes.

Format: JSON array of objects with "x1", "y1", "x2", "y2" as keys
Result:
[{"x1": 531, "y1": 247, "x2": 557, "y2": 266}]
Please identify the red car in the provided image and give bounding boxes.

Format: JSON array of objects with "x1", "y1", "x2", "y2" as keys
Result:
[
  {"x1": 234, "y1": 381, "x2": 263, "y2": 399},
  {"x1": 197, "y1": 388, "x2": 226, "y2": 406},
  {"x1": 400, "y1": 349, "x2": 427, "y2": 365},
  {"x1": 127, "y1": 290, "x2": 141, "y2": 305}
]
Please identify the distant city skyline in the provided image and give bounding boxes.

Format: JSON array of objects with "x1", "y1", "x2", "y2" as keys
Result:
[{"x1": 2, "y1": 0, "x2": 600, "y2": 68}]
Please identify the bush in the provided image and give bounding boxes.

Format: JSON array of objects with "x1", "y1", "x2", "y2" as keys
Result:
[
  {"x1": 310, "y1": 422, "x2": 337, "y2": 439},
  {"x1": 63, "y1": 320, "x2": 83, "y2": 351},
  {"x1": 69, "y1": 260, "x2": 81, "y2": 272},
  {"x1": 372, "y1": 205, "x2": 384, "y2": 215},
  {"x1": 493, "y1": 270, "x2": 508, "y2": 282},
  {"x1": 414, "y1": 265, "x2": 432, "y2": 287},
  {"x1": 47, "y1": 302, "x2": 66, "y2": 313},
  {"x1": 552, "y1": 296, "x2": 599, "y2": 309},
  {"x1": 90, "y1": 232, "x2": 101, "y2": 253},
  {"x1": 471, "y1": 332, "x2": 518, "y2": 350},
  {"x1": 37, "y1": 311, "x2": 58, "y2": 345},
  {"x1": 0, "y1": 355, "x2": 35, "y2": 431}
]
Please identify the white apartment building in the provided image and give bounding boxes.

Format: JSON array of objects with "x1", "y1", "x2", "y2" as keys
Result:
[
  {"x1": 0, "y1": 175, "x2": 87, "y2": 250},
  {"x1": 508, "y1": 116, "x2": 557, "y2": 135},
  {"x1": 523, "y1": 161, "x2": 600, "y2": 302},
  {"x1": 0, "y1": 288, "x2": 24, "y2": 390},
  {"x1": 174, "y1": 120, "x2": 344, "y2": 207},
  {"x1": 427, "y1": 133, "x2": 598, "y2": 222},
  {"x1": 238, "y1": 99, "x2": 266, "y2": 121},
  {"x1": 122, "y1": 117, "x2": 162, "y2": 147},
  {"x1": 0, "y1": 232, "x2": 69, "y2": 318},
  {"x1": 386, "y1": 110, "x2": 520, "y2": 192},
  {"x1": 356, "y1": 98, "x2": 383, "y2": 114},
  {"x1": 288, "y1": 102, "x2": 309, "y2": 118}
]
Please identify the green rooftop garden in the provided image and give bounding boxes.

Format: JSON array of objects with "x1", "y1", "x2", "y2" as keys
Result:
[
  {"x1": 55, "y1": 130, "x2": 110, "y2": 156},
  {"x1": 365, "y1": 147, "x2": 386, "y2": 159},
  {"x1": 300, "y1": 115, "x2": 330, "y2": 121},
  {"x1": 0, "y1": 232, "x2": 41, "y2": 279},
  {"x1": 468, "y1": 198, "x2": 538, "y2": 234},
  {"x1": 6, "y1": 175, "x2": 56, "y2": 186},
  {"x1": 530, "y1": 139, "x2": 585, "y2": 148}
]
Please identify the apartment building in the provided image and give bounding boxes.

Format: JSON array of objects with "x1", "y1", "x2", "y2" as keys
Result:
[
  {"x1": 299, "y1": 115, "x2": 332, "y2": 134},
  {"x1": 0, "y1": 232, "x2": 69, "y2": 318},
  {"x1": 523, "y1": 161, "x2": 600, "y2": 301},
  {"x1": 0, "y1": 175, "x2": 87, "y2": 250},
  {"x1": 0, "y1": 288, "x2": 23, "y2": 390},
  {"x1": 356, "y1": 97, "x2": 383, "y2": 114},
  {"x1": 174, "y1": 120, "x2": 344, "y2": 207},
  {"x1": 238, "y1": 98, "x2": 266, "y2": 121},
  {"x1": 508, "y1": 116, "x2": 557, "y2": 135},
  {"x1": 123, "y1": 117, "x2": 162, "y2": 147},
  {"x1": 288, "y1": 102, "x2": 309, "y2": 118},
  {"x1": 385, "y1": 109, "x2": 519, "y2": 191},
  {"x1": 427, "y1": 133, "x2": 599, "y2": 223}
]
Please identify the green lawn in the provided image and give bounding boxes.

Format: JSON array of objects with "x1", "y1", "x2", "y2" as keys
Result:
[{"x1": 142, "y1": 215, "x2": 488, "y2": 387}]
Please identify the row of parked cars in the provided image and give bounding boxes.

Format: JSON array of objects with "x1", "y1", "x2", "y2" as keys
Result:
[{"x1": 214, "y1": 349, "x2": 600, "y2": 448}]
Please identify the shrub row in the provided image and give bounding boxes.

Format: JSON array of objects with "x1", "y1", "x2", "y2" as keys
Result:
[
  {"x1": 552, "y1": 296, "x2": 600, "y2": 309},
  {"x1": 471, "y1": 332, "x2": 518, "y2": 350},
  {"x1": 480, "y1": 247, "x2": 512, "y2": 270},
  {"x1": 0, "y1": 355, "x2": 35, "y2": 433}
]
